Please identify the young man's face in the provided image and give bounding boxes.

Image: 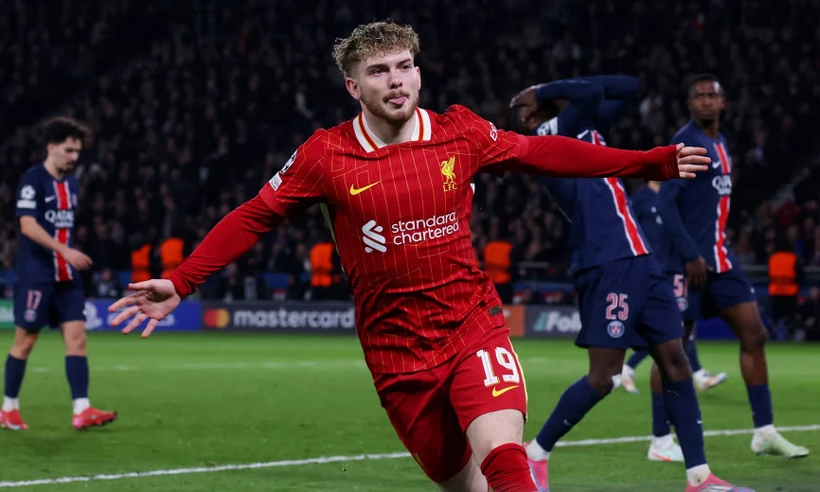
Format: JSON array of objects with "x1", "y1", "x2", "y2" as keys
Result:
[
  {"x1": 346, "y1": 50, "x2": 421, "y2": 124},
  {"x1": 48, "y1": 137, "x2": 82, "y2": 172}
]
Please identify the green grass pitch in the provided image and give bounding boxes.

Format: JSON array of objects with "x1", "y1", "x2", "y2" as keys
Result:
[{"x1": 0, "y1": 331, "x2": 818, "y2": 491}]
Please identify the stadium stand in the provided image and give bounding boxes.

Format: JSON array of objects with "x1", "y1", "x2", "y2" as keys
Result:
[{"x1": 1, "y1": 0, "x2": 818, "y2": 305}]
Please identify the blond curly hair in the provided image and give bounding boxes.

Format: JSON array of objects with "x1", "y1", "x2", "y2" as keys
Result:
[{"x1": 332, "y1": 20, "x2": 420, "y2": 78}]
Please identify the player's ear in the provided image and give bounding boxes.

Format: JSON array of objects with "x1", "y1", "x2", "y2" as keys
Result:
[
  {"x1": 345, "y1": 77, "x2": 361, "y2": 101},
  {"x1": 416, "y1": 65, "x2": 421, "y2": 91}
]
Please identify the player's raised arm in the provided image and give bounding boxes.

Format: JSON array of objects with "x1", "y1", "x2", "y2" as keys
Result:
[
  {"x1": 109, "y1": 131, "x2": 328, "y2": 337},
  {"x1": 577, "y1": 75, "x2": 642, "y2": 130},
  {"x1": 465, "y1": 108, "x2": 709, "y2": 180},
  {"x1": 510, "y1": 79, "x2": 603, "y2": 135}
]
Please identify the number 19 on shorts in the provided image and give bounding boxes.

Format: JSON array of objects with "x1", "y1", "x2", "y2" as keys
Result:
[{"x1": 476, "y1": 347, "x2": 521, "y2": 387}]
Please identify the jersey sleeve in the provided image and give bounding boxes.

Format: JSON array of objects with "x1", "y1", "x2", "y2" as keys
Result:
[
  {"x1": 15, "y1": 172, "x2": 39, "y2": 219},
  {"x1": 258, "y1": 130, "x2": 328, "y2": 218},
  {"x1": 455, "y1": 105, "x2": 527, "y2": 172}
]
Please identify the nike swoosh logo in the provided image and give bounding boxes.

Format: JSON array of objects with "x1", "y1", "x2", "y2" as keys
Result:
[
  {"x1": 349, "y1": 182, "x2": 380, "y2": 195},
  {"x1": 491, "y1": 385, "x2": 518, "y2": 397},
  {"x1": 45, "y1": 196, "x2": 56, "y2": 202}
]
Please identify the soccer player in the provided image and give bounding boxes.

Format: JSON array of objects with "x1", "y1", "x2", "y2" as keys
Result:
[
  {"x1": 657, "y1": 74, "x2": 809, "y2": 459},
  {"x1": 109, "y1": 22, "x2": 708, "y2": 491},
  {"x1": 510, "y1": 77, "x2": 750, "y2": 491},
  {"x1": 1, "y1": 117, "x2": 118, "y2": 431},
  {"x1": 621, "y1": 182, "x2": 728, "y2": 395}
]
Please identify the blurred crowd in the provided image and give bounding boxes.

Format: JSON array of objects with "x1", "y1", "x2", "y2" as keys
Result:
[{"x1": 1, "y1": 0, "x2": 819, "y2": 305}]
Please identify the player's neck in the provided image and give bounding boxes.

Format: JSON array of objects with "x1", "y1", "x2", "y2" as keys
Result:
[
  {"x1": 361, "y1": 109, "x2": 417, "y2": 146},
  {"x1": 647, "y1": 181, "x2": 660, "y2": 192},
  {"x1": 43, "y1": 159, "x2": 66, "y2": 180},
  {"x1": 694, "y1": 119, "x2": 719, "y2": 139}
]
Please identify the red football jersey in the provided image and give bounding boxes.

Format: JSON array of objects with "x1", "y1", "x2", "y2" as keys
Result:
[{"x1": 259, "y1": 105, "x2": 526, "y2": 374}]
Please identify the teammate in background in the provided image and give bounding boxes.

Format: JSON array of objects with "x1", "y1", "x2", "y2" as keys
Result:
[
  {"x1": 510, "y1": 77, "x2": 750, "y2": 491},
  {"x1": 107, "y1": 21, "x2": 708, "y2": 492},
  {"x1": 657, "y1": 74, "x2": 808, "y2": 459},
  {"x1": 1, "y1": 117, "x2": 118, "y2": 431},
  {"x1": 621, "y1": 181, "x2": 728, "y2": 395}
]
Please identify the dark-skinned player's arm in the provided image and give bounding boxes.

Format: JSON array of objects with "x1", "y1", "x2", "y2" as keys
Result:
[
  {"x1": 656, "y1": 179, "x2": 711, "y2": 288},
  {"x1": 109, "y1": 131, "x2": 328, "y2": 337},
  {"x1": 534, "y1": 79, "x2": 603, "y2": 135},
  {"x1": 575, "y1": 75, "x2": 642, "y2": 131}
]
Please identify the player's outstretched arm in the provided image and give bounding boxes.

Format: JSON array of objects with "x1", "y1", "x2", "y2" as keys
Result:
[
  {"x1": 505, "y1": 135, "x2": 708, "y2": 180},
  {"x1": 464, "y1": 107, "x2": 709, "y2": 181},
  {"x1": 109, "y1": 130, "x2": 327, "y2": 338},
  {"x1": 109, "y1": 195, "x2": 285, "y2": 338}
]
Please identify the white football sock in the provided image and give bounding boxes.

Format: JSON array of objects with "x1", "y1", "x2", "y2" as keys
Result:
[
  {"x1": 2, "y1": 396, "x2": 19, "y2": 412},
  {"x1": 526, "y1": 440, "x2": 550, "y2": 461},
  {"x1": 73, "y1": 398, "x2": 90, "y2": 415},
  {"x1": 621, "y1": 364, "x2": 635, "y2": 379},
  {"x1": 686, "y1": 464, "x2": 712, "y2": 486},
  {"x1": 754, "y1": 424, "x2": 776, "y2": 439},
  {"x1": 652, "y1": 433, "x2": 675, "y2": 449},
  {"x1": 693, "y1": 369, "x2": 707, "y2": 380}
]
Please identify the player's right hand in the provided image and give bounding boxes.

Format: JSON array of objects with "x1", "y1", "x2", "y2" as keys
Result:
[
  {"x1": 62, "y1": 248, "x2": 93, "y2": 270},
  {"x1": 674, "y1": 144, "x2": 710, "y2": 178},
  {"x1": 685, "y1": 257, "x2": 712, "y2": 289},
  {"x1": 108, "y1": 279, "x2": 181, "y2": 338}
]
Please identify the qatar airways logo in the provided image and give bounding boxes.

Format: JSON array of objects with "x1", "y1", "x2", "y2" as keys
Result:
[
  {"x1": 361, "y1": 212, "x2": 460, "y2": 253},
  {"x1": 45, "y1": 209, "x2": 75, "y2": 229},
  {"x1": 712, "y1": 175, "x2": 732, "y2": 196}
]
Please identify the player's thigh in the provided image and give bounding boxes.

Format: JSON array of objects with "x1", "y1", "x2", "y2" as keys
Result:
[
  {"x1": 574, "y1": 259, "x2": 648, "y2": 351},
  {"x1": 13, "y1": 283, "x2": 54, "y2": 333},
  {"x1": 53, "y1": 282, "x2": 86, "y2": 326},
  {"x1": 449, "y1": 329, "x2": 527, "y2": 464},
  {"x1": 637, "y1": 271, "x2": 685, "y2": 348},
  {"x1": 711, "y1": 271, "x2": 766, "y2": 343},
  {"x1": 375, "y1": 370, "x2": 470, "y2": 484}
]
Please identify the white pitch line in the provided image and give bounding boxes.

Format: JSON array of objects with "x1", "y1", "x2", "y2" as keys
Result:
[
  {"x1": 0, "y1": 357, "x2": 552, "y2": 374},
  {"x1": 1, "y1": 424, "x2": 817, "y2": 488}
]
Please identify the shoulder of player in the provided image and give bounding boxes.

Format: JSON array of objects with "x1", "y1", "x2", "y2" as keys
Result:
[
  {"x1": 437, "y1": 104, "x2": 506, "y2": 144},
  {"x1": 669, "y1": 124, "x2": 700, "y2": 146},
  {"x1": 18, "y1": 164, "x2": 47, "y2": 188},
  {"x1": 438, "y1": 104, "x2": 483, "y2": 128},
  {"x1": 22, "y1": 163, "x2": 46, "y2": 178}
]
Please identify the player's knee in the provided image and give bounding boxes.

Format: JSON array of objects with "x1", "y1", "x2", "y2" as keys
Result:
[
  {"x1": 653, "y1": 339, "x2": 692, "y2": 381},
  {"x1": 465, "y1": 409, "x2": 525, "y2": 465},
  {"x1": 11, "y1": 338, "x2": 36, "y2": 359},
  {"x1": 658, "y1": 348, "x2": 692, "y2": 381},
  {"x1": 587, "y1": 370, "x2": 618, "y2": 395},
  {"x1": 11, "y1": 329, "x2": 38, "y2": 359},
  {"x1": 739, "y1": 325, "x2": 767, "y2": 352},
  {"x1": 64, "y1": 332, "x2": 87, "y2": 355}
]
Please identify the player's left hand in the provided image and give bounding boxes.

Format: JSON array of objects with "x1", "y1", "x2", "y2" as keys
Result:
[
  {"x1": 108, "y1": 279, "x2": 181, "y2": 338},
  {"x1": 675, "y1": 143, "x2": 710, "y2": 178}
]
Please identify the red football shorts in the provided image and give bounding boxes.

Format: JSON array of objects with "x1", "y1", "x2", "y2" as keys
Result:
[{"x1": 374, "y1": 327, "x2": 528, "y2": 484}]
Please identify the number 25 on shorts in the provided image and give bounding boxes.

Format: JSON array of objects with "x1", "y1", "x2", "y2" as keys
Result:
[{"x1": 477, "y1": 347, "x2": 522, "y2": 397}]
